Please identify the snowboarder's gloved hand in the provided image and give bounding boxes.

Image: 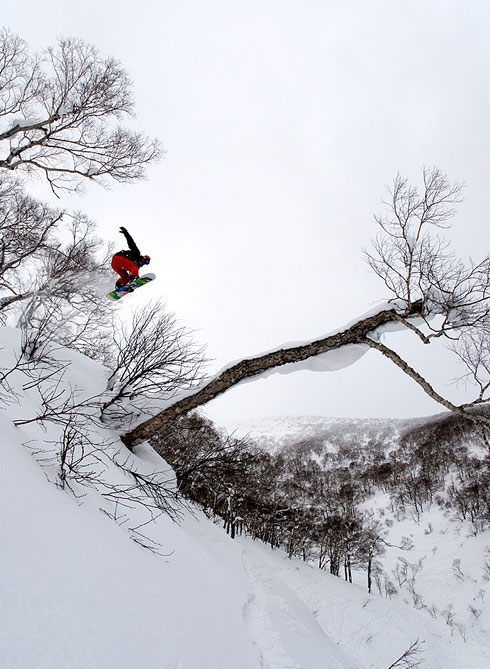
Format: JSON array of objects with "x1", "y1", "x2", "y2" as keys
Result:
[{"x1": 120, "y1": 226, "x2": 128, "y2": 234}]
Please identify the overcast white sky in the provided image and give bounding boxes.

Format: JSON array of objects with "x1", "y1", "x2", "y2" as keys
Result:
[{"x1": 4, "y1": 1, "x2": 490, "y2": 428}]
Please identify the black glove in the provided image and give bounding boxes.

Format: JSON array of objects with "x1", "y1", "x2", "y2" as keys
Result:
[{"x1": 120, "y1": 226, "x2": 128, "y2": 234}]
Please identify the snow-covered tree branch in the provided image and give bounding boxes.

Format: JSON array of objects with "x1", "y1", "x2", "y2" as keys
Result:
[
  {"x1": 121, "y1": 168, "x2": 490, "y2": 449},
  {"x1": 121, "y1": 302, "x2": 423, "y2": 448}
]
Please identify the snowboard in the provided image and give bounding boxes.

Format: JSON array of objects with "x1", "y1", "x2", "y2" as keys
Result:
[{"x1": 107, "y1": 273, "x2": 156, "y2": 301}]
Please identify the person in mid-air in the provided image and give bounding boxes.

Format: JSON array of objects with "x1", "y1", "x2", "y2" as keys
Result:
[{"x1": 111, "y1": 227, "x2": 151, "y2": 289}]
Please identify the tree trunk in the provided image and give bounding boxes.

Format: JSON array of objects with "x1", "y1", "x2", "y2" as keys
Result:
[
  {"x1": 121, "y1": 305, "x2": 405, "y2": 449},
  {"x1": 121, "y1": 297, "x2": 490, "y2": 449}
]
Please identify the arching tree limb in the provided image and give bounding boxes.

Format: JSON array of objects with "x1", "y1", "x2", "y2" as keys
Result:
[
  {"x1": 121, "y1": 304, "x2": 416, "y2": 449},
  {"x1": 362, "y1": 336, "x2": 490, "y2": 426},
  {"x1": 119, "y1": 166, "x2": 490, "y2": 450}
]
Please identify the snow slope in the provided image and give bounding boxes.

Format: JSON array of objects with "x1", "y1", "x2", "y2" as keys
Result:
[
  {"x1": 227, "y1": 414, "x2": 490, "y2": 667},
  {"x1": 1, "y1": 328, "x2": 488, "y2": 668}
]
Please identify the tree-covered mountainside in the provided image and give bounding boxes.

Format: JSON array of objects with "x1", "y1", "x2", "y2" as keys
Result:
[
  {"x1": 1, "y1": 326, "x2": 489, "y2": 668},
  {"x1": 155, "y1": 409, "x2": 490, "y2": 561}
]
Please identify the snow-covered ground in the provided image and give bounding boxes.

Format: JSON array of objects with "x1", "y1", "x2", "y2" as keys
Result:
[{"x1": 1, "y1": 328, "x2": 489, "y2": 668}]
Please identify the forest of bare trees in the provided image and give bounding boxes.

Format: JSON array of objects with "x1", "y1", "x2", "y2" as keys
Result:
[{"x1": 152, "y1": 408, "x2": 490, "y2": 589}]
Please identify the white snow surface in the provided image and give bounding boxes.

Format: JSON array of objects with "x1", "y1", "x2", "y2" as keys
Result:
[{"x1": 1, "y1": 327, "x2": 489, "y2": 668}]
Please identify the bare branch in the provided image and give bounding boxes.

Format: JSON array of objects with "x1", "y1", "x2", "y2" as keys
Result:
[
  {"x1": 0, "y1": 32, "x2": 162, "y2": 193},
  {"x1": 102, "y1": 301, "x2": 206, "y2": 419},
  {"x1": 365, "y1": 167, "x2": 465, "y2": 311},
  {"x1": 387, "y1": 638, "x2": 425, "y2": 668}
]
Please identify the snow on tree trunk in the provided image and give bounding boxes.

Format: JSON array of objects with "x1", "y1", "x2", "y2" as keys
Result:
[{"x1": 121, "y1": 305, "x2": 413, "y2": 449}]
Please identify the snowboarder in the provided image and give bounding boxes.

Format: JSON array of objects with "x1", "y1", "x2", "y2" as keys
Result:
[{"x1": 111, "y1": 227, "x2": 151, "y2": 289}]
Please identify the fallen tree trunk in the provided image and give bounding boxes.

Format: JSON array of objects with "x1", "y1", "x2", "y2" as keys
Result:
[{"x1": 121, "y1": 304, "x2": 417, "y2": 449}]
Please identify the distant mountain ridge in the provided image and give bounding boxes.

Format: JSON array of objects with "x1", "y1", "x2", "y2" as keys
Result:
[
  {"x1": 226, "y1": 413, "x2": 435, "y2": 454},
  {"x1": 227, "y1": 407, "x2": 490, "y2": 456}
]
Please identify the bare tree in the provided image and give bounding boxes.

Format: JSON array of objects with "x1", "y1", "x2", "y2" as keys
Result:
[
  {"x1": 0, "y1": 31, "x2": 161, "y2": 363},
  {"x1": 101, "y1": 301, "x2": 207, "y2": 421},
  {"x1": 364, "y1": 167, "x2": 490, "y2": 414},
  {"x1": 0, "y1": 173, "x2": 62, "y2": 314},
  {"x1": 121, "y1": 168, "x2": 490, "y2": 449},
  {"x1": 0, "y1": 30, "x2": 161, "y2": 195},
  {"x1": 365, "y1": 167, "x2": 490, "y2": 339},
  {"x1": 366, "y1": 168, "x2": 463, "y2": 311},
  {"x1": 0, "y1": 30, "x2": 161, "y2": 339},
  {"x1": 12, "y1": 210, "x2": 115, "y2": 363},
  {"x1": 387, "y1": 638, "x2": 425, "y2": 668}
]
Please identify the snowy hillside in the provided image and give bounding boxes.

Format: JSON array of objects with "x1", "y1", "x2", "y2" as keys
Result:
[
  {"x1": 1, "y1": 327, "x2": 489, "y2": 668},
  {"x1": 225, "y1": 414, "x2": 419, "y2": 454},
  {"x1": 226, "y1": 413, "x2": 490, "y2": 666}
]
